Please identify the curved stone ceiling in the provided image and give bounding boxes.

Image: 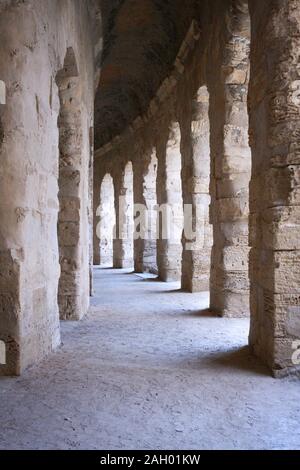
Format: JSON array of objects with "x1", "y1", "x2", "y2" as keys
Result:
[{"x1": 95, "y1": 0, "x2": 196, "y2": 150}]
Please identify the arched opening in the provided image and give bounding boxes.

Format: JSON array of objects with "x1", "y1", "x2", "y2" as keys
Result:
[
  {"x1": 56, "y1": 47, "x2": 89, "y2": 321},
  {"x1": 98, "y1": 174, "x2": 115, "y2": 267}
]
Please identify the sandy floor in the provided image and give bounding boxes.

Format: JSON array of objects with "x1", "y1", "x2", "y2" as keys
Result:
[{"x1": 0, "y1": 267, "x2": 299, "y2": 450}]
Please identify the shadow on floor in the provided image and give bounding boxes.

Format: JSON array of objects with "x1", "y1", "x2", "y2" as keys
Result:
[
  {"x1": 179, "y1": 308, "x2": 218, "y2": 318},
  {"x1": 206, "y1": 346, "x2": 270, "y2": 377}
]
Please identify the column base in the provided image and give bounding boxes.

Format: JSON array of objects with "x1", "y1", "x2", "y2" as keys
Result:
[
  {"x1": 158, "y1": 269, "x2": 181, "y2": 283},
  {"x1": 181, "y1": 275, "x2": 210, "y2": 293},
  {"x1": 114, "y1": 259, "x2": 133, "y2": 269},
  {"x1": 210, "y1": 289, "x2": 250, "y2": 317}
]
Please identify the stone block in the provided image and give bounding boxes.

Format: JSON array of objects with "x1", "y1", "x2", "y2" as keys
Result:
[
  {"x1": 251, "y1": 249, "x2": 300, "y2": 294},
  {"x1": 262, "y1": 206, "x2": 300, "y2": 250}
]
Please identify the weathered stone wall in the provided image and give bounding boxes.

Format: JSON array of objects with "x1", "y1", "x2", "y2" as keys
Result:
[
  {"x1": 0, "y1": 0, "x2": 96, "y2": 375},
  {"x1": 248, "y1": 0, "x2": 300, "y2": 374}
]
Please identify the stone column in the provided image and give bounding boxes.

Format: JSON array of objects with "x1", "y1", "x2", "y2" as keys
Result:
[
  {"x1": 248, "y1": 0, "x2": 300, "y2": 374},
  {"x1": 156, "y1": 122, "x2": 183, "y2": 282},
  {"x1": 56, "y1": 50, "x2": 90, "y2": 321},
  {"x1": 208, "y1": 4, "x2": 251, "y2": 316},
  {"x1": 133, "y1": 158, "x2": 146, "y2": 273},
  {"x1": 181, "y1": 86, "x2": 213, "y2": 292},
  {"x1": 113, "y1": 163, "x2": 134, "y2": 269}
]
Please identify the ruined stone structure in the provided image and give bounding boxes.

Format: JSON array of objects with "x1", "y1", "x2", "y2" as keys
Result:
[{"x1": 0, "y1": 0, "x2": 300, "y2": 380}]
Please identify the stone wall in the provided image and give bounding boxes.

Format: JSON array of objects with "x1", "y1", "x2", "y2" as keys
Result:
[{"x1": 0, "y1": 0, "x2": 97, "y2": 375}]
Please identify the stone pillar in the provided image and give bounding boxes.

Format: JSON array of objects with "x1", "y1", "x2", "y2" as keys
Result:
[
  {"x1": 56, "y1": 48, "x2": 90, "y2": 321},
  {"x1": 113, "y1": 163, "x2": 134, "y2": 269},
  {"x1": 133, "y1": 151, "x2": 158, "y2": 274},
  {"x1": 209, "y1": 4, "x2": 251, "y2": 316},
  {"x1": 181, "y1": 86, "x2": 213, "y2": 292},
  {"x1": 133, "y1": 158, "x2": 146, "y2": 273},
  {"x1": 156, "y1": 122, "x2": 183, "y2": 282},
  {"x1": 248, "y1": 0, "x2": 300, "y2": 374}
]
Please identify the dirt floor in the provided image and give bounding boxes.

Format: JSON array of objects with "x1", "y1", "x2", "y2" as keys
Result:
[{"x1": 0, "y1": 267, "x2": 299, "y2": 450}]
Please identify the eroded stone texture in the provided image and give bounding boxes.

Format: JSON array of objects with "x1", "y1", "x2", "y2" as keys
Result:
[
  {"x1": 248, "y1": 0, "x2": 300, "y2": 373},
  {"x1": 208, "y1": 0, "x2": 251, "y2": 317}
]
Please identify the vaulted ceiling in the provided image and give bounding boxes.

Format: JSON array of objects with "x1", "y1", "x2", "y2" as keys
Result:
[{"x1": 94, "y1": 0, "x2": 197, "y2": 150}]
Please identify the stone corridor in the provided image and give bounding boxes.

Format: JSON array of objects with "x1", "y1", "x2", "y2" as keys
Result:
[
  {"x1": 0, "y1": 267, "x2": 299, "y2": 450},
  {"x1": 1, "y1": 0, "x2": 300, "y2": 453}
]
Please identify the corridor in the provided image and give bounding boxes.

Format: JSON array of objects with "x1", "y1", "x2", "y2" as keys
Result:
[{"x1": 0, "y1": 268, "x2": 299, "y2": 450}]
